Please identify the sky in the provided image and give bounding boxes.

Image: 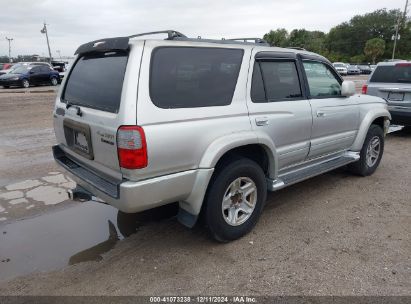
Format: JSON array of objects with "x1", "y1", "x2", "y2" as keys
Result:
[{"x1": 0, "y1": 0, "x2": 407, "y2": 57}]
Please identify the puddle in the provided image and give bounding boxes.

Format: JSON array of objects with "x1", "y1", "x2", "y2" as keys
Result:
[{"x1": 0, "y1": 201, "x2": 178, "y2": 283}]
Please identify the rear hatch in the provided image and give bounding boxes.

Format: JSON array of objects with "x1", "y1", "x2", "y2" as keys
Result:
[
  {"x1": 367, "y1": 63, "x2": 411, "y2": 106},
  {"x1": 53, "y1": 37, "x2": 142, "y2": 183}
]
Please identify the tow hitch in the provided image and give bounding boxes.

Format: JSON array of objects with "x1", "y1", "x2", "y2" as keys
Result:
[{"x1": 67, "y1": 186, "x2": 93, "y2": 202}]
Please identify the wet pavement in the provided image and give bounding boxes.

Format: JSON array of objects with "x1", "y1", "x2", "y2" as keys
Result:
[{"x1": 0, "y1": 201, "x2": 178, "y2": 283}]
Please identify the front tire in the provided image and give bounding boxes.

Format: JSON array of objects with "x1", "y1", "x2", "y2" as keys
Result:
[
  {"x1": 349, "y1": 124, "x2": 384, "y2": 176},
  {"x1": 22, "y1": 79, "x2": 30, "y2": 88},
  {"x1": 204, "y1": 158, "x2": 267, "y2": 242}
]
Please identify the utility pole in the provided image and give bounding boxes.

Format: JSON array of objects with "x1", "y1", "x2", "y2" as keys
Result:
[
  {"x1": 41, "y1": 22, "x2": 52, "y2": 62},
  {"x1": 5, "y1": 37, "x2": 13, "y2": 62},
  {"x1": 392, "y1": 0, "x2": 409, "y2": 59}
]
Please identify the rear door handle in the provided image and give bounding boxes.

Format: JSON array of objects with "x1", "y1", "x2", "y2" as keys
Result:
[
  {"x1": 316, "y1": 111, "x2": 326, "y2": 117},
  {"x1": 255, "y1": 117, "x2": 269, "y2": 126}
]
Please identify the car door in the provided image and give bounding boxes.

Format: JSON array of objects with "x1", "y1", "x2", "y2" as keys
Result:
[
  {"x1": 29, "y1": 66, "x2": 42, "y2": 84},
  {"x1": 301, "y1": 57, "x2": 359, "y2": 159},
  {"x1": 247, "y1": 51, "x2": 312, "y2": 170}
]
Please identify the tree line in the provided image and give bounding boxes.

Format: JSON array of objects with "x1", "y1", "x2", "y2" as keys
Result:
[{"x1": 263, "y1": 9, "x2": 411, "y2": 63}]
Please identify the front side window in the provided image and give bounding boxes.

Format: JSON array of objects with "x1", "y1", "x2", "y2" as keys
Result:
[
  {"x1": 251, "y1": 60, "x2": 302, "y2": 103},
  {"x1": 303, "y1": 61, "x2": 341, "y2": 97},
  {"x1": 150, "y1": 47, "x2": 244, "y2": 108}
]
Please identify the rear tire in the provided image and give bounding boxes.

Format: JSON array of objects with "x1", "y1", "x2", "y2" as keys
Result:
[
  {"x1": 348, "y1": 124, "x2": 384, "y2": 176},
  {"x1": 204, "y1": 158, "x2": 267, "y2": 242},
  {"x1": 2, "y1": 86, "x2": 9, "y2": 89}
]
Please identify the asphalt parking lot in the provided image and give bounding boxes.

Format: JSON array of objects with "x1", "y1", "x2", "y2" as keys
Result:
[{"x1": 0, "y1": 77, "x2": 410, "y2": 295}]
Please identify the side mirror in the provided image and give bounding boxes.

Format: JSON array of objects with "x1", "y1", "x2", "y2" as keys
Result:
[
  {"x1": 29, "y1": 70, "x2": 35, "y2": 74},
  {"x1": 341, "y1": 80, "x2": 356, "y2": 96}
]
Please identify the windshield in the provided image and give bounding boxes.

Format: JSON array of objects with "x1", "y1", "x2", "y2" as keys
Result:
[
  {"x1": 63, "y1": 51, "x2": 128, "y2": 113},
  {"x1": 370, "y1": 64, "x2": 411, "y2": 83}
]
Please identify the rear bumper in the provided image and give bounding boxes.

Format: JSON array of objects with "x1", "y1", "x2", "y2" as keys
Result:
[
  {"x1": 53, "y1": 145, "x2": 212, "y2": 213},
  {"x1": 388, "y1": 106, "x2": 411, "y2": 126}
]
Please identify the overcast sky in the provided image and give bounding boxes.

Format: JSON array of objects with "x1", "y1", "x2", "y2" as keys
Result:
[{"x1": 0, "y1": 0, "x2": 406, "y2": 57}]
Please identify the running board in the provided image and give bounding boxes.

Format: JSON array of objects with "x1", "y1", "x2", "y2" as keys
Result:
[{"x1": 267, "y1": 152, "x2": 360, "y2": 191}]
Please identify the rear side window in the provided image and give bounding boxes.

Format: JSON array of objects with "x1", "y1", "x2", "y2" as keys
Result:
[
  {"x1": 251, "y1": 60, "x2": 302, "y2": 102},
  {"x1": 63, "y1": 51, "x2": 128, "y2": 113},
  {"x1": 370, "y1": 64, "x2": 411, "y2": 83},
  {"x1": 150, "y1": 47, "x2": 244, "y2": 108}
]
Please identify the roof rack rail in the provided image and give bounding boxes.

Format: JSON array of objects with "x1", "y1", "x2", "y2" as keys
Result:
[
  {"x1": 128, "y1": 30, "x2": 187, "y2": 40},
  {"x1": 287, "y1": 47, "x2": 306, "y2": 51},
  {"x1": 226, "y1": 38, "x2": 269, "y2": 45}
]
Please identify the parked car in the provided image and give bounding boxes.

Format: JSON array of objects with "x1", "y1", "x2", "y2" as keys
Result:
[
  {"x1": 51, "y1": 61, "x2": 66, "y2": 73},
  {"x1": 0, "y1": 63, "x2": 14, "y2": 76},
  {"x1": 347, "y1": 65, "x2": 361, "y2": 75},
  {"x1": 333, "y1": 62, "x2": 348, "y2": 76},
  {"x1": 358, "y1": 64, "x2": 372, "y2": 74},
  {"x1": 0, "y1": 65, "x2": 59, "y2": 88},
  {"x1": 53, "y1": 31, "x2": 390, "y2": 242},
  {"x1": 364, "y1": 61, "x2": 411, "y2": 127}
]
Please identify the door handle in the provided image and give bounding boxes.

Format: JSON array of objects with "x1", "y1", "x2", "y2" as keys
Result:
[
  {"x1": 316, "y1": 111, "x2": 326, "y2": 117},
  {"x1": 255, "y1": 117, "x2": 269, "y2": 126}
]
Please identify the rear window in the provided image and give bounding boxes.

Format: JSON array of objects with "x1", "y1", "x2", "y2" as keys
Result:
[
  {"x1": 63, "y1": 51, "x2": 128, "y2": 113},
  {"x1": 370, "y1": 64, "x2": 411, "y2": 83},
  {"x1": 150, "y1": 47, "x2": 244, "y2": 108}
]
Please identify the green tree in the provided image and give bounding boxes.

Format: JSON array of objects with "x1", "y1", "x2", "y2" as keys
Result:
[
  {"x1": 263, "y1": 28, "x2": 288, "y2": 47},
  {"x1": 364, "y1": 38, "x2": 385, "y2": 64}
]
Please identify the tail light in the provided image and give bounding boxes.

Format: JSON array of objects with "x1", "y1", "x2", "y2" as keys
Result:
[
  {"x1": 361, "y1": 84, "x2": 368, "y2": 94},
  {"x1": 117, "y1": 126, "x2": 147, "y2": 169}
]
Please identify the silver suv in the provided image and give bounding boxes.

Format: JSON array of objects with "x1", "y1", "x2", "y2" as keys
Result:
[
  {"x1": 53, "y1": 31, "x2": 390, "y2": 242},
  {"x1": 364, "y1": 61, "x2": 411, "y2": 127}
]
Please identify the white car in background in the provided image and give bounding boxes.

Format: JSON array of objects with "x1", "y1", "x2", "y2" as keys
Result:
[{"x1": 333, "y1": 62, "x2": 348, "y2": 76}]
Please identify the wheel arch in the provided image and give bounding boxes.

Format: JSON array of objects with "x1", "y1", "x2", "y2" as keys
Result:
[
  {"x1": 178, "y1": 131, "x2": 277, "y2": 227},
  {"x1": 351, "y1": 110, "x2": 391, "y2": 151}
]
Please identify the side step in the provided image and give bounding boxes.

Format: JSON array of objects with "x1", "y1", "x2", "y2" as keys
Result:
[{"x1": 267, "y1": 152, "x2": 360, "y2": 191}]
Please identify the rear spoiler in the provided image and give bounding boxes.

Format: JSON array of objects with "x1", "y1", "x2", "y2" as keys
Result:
[
  {"x1": 74, "y1": 37, "x2": 129, "y2": 55},
  {"x1": 74, "y1": 30, "x2": 187, "y2": 55}
]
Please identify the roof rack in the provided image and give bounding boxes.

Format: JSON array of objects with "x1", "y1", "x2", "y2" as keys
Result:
[
  {"x1": 287, "y1": 47, "x2": 306, "y2": 51},
  {"x1": 128, "y1": 30, "x2": 187, "y2": 40},
  {"x1": 226, "y1": 38, "x2": 269, "y2": 45}
]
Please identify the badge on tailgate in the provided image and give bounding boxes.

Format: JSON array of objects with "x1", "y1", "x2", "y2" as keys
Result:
[{"x1": 63, "y1": 119, "x2": 94, "y2": 160}]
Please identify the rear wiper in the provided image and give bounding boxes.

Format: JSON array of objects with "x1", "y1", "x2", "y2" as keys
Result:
[{"x1": 65, "y1": 100, "x2": 83, "y2": 117}]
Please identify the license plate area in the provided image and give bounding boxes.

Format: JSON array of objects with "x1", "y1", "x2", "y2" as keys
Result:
[
  {"x1": 63, "y1": 119, "x2": 94, "y2": 160},
  {"x1": 388, "y1": 92, "x2": 405, "y2": 102}
]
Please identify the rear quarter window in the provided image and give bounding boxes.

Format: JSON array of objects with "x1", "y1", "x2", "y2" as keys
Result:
[
  {"x1": 63, "y1": 51, "x2": 128, "y2": 113},
  {"x1": 370, "y1": 65, "x2": 411, "y2": 83},
  {"x1": 150, "y1": 47, "x2": 244, "y2": 108}
]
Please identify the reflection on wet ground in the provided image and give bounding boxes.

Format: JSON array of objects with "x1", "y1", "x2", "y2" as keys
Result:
[{"x1": 0, "y1": 201, "x2": 178, "y2": 283}]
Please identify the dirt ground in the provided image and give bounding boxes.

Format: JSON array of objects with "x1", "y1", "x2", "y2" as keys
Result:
[{"x1": 0, "y1": 80, "x2": 410, "y2": 296}]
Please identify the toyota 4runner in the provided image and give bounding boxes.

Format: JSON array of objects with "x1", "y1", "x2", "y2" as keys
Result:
[{"x1": 53, "y1": 31, "x2": 391, "y2": 242}]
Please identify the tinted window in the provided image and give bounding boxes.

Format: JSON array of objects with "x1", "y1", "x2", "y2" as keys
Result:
[
  {"x1": 251, "y1": 60, "x2": 302, "y2": 102},
  {"x1": 370, "y1": 65, "x2": 411, "y2": 83},
  {"x1": 150, "y1": 47, "x2": 243, "y2": 108},
  {"x1": 303, "y1": 61, "x2": 341, "y2": 97},
  {"x1": 30, "y1": 66, "x2": 41, "y2": 73},
  {"x1": 63, "y1": 51, "x2": 128, "y2": 113}
]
